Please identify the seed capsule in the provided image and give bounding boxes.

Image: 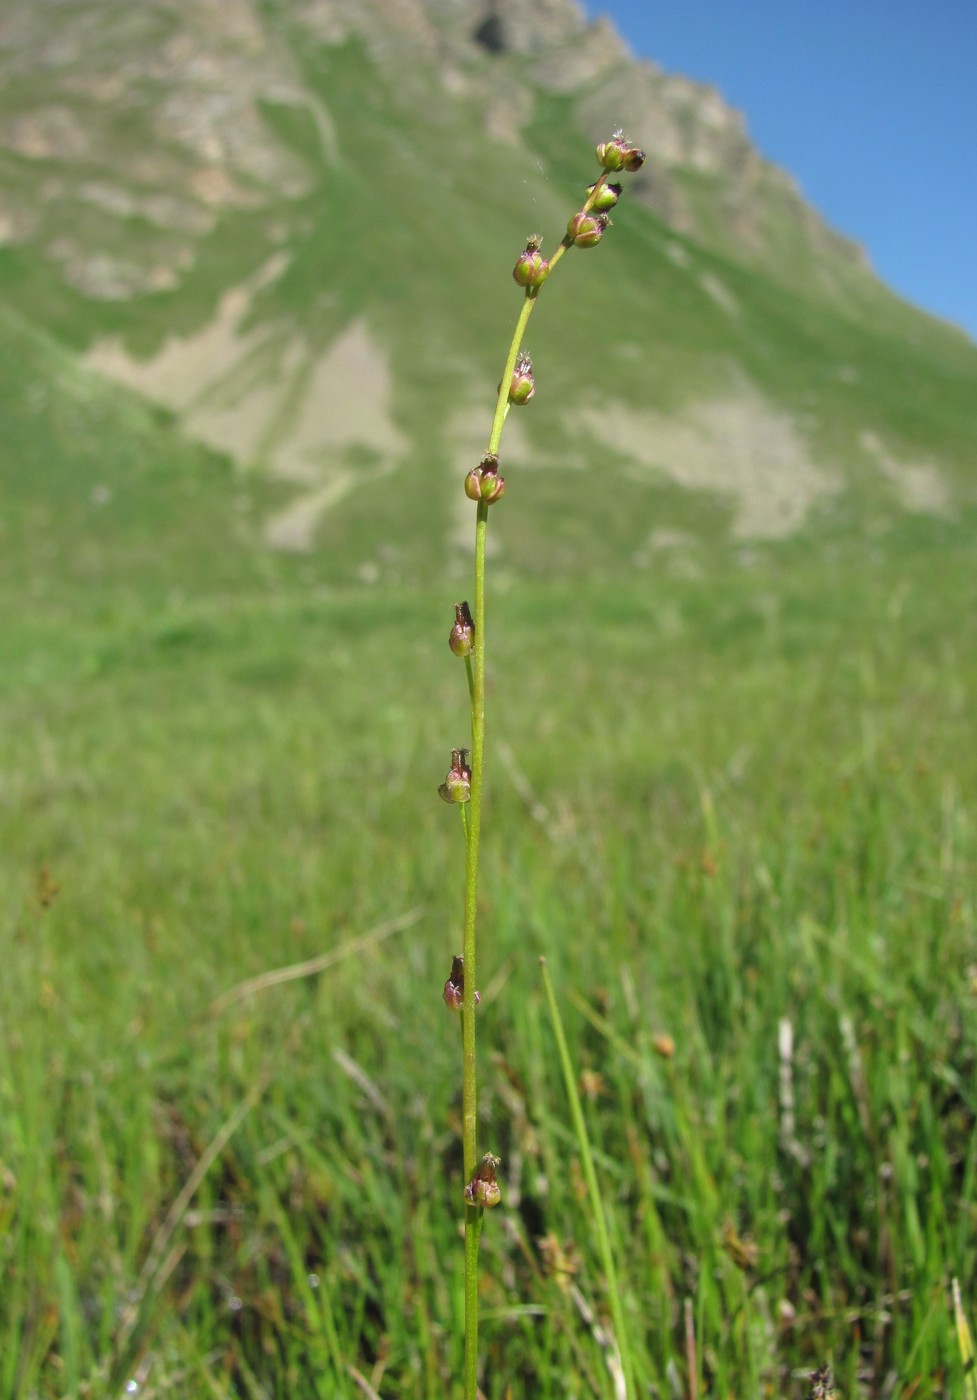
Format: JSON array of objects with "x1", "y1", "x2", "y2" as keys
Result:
[
  {"x1": 464, "y1": 453, "x2": 506, "y2": 504},
  {"x1": 596, "y1": 130, "x2": 645, "y2": 174},
  {"x1": 567, "y1": 211, "x2": 609, "y2": 248},
  {"x1": 449, "y1": 600, "x2": 475, "y2": 657},
  {"x1": 504, "y1": 351, "x2": 535, "y2": 406},
  {"x1": 438, "y1": 748, "x2": 472, "y2": 804},
  {"x1": 512, "y1": 236, "x2": 550, "y2": 289},
  {"x1": 587, "y1": 180, "x2": 622, "y2": 212},
  {"x1": 464, "y1": 1152, "x2": 502, "y2": 1208}
]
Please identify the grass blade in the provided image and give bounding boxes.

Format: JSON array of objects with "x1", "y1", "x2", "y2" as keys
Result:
[
  {"x1": 953, "y1": 1278, "x2": 977, "y2": 1400},
  {"x1": 539, "y1": 957, "x2": 635, "y2": 1398}
]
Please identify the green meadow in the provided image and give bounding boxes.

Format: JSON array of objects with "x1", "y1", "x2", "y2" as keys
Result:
[{"x1": 3, "y1": 348, "x2": 976, "y2": 1394}]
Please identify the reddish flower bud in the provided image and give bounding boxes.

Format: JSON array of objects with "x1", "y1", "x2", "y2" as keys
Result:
[
  {"x1": 443, "y1": 954, "x2": 480, "y2": 1011},
  {"x1": 449, "y1": 600, "x2": 475, "y2": 657},
  {"x1": 438, "y1": 748, "x2": 471, "y2": 804},
  {"x1": 503, "y1": 351, "x2": 535, "y2": 406},
  {"x1": 567, "y1": 211, "x2": 609, "y2": 248},
  {"x1": 464, "y1": 1153, "x2": 502, "y2": 1209},
  {"x1": 464, "y1": 453, "x2": 506, "y2": 505},
  {"x1": 622, "y1": 145, "x2": 646, "y2": 172},
  {"x1": 587, "y1": 180, "x2": 622, "y2": 212},
  {"x1": 512, "y1": 235, "x2": 549, "y2": 289},
  {"x1": 442, "y1": 979, "x2": 463, "y2": 1011}
]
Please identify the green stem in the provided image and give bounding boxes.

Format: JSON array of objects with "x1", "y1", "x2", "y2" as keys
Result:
[
  {"x1": 459, "y1": 187, "x2": 610, "y2": 1392},
  {"x1": 485, "y1": 173, "x2": 608, "y2": 456},
  {"x1": 461, "y1": 499, "x2": 487, "y2": 1400},
  {"x1": 488, "y1": 292, "x2": 537, "y2": 453},
  {"x1": 460, "y1": 310, "x2": 526, "y2": 1399},
  {"x1": 461, "y1": 499, "x2": 488, "y2": 1185}
]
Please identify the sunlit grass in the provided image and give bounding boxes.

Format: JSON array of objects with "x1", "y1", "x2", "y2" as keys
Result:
[{"x1": 2, "y1": 520, "x2": 975, "y2": 1395}]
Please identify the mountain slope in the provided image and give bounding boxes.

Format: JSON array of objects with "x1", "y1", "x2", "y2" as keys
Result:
[{"x1": 1, "y1": 0, "x2": 975, "y2": 585}]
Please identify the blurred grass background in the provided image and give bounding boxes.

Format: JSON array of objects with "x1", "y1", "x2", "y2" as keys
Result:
[{"x1": 3, "y1": 498, "x2": 975, "y2": 1394}]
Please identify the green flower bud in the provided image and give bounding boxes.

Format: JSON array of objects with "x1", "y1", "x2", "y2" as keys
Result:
[
  {"x1": 596, "y1": 130, "x2": 644, "y2": 174},
  {"x1": 512, "y1": 236, "x2": 550, "y2": 289},
  {"x1": 596, "y1": 132, "x2": 628, "y2": 172},
  {"x1": 587, "y1": 180, "x2": 622, "y2": 212},
  {"x1": 567, "y1": 211, "x2": 609, "y2": 248},
  {"x1": 504, "y1": 351, "x2": 535, "y2": 406}
]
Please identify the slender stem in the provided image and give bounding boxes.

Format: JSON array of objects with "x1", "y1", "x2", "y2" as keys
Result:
[
  {"x1": 486, "y1": 171, "x2": 608, "y2": 456},
  {"x1": 461, "y1": 499, "x2": 487, "y2": 1400},
  {"x1": 458, "y1": 179, "x2": 610, "y2": 1393},
  {"x1": 488, "y1": 292, "x2": 537, "y2": 453},
  {"x1": 460, "y1": 301, "x2": 527, "y2": 1398},
  {"x1": 461, "y1": 499, "x2": 488, "y2": 1184}
]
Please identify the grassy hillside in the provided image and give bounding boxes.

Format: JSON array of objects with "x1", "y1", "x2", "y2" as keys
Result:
[{"x1": 1, "y1": 17, "x2": 975, "y2": 587}]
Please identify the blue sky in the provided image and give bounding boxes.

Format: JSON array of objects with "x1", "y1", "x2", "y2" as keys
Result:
[{"x1": 583, "y1": 2, "x2": 977, "y2": 341}]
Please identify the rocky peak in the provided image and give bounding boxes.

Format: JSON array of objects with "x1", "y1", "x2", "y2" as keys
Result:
[
  {"x1": 0, "y1": 0, "x2": 869, "y2": 309},
  {"x1": 466, "y1": 0, "x2": 589, "y2": 56}
]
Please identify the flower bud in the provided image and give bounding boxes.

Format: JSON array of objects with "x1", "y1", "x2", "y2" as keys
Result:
[
  {"x1": 596, "y1": 132, "x2": 627, "y2": 172},
  {"x1": 443, "y1": 954, "x2": 480, "y2": 1011},
  {"x1": 449, "y1": 600, "x2": 475, "y2": 657},
  {"x1": 596, "y1": 130, "x2": 645, "y2": 174},
  {"x1": 503, "y1": 351, "x2": 535, "y2": 406},
  {"x1": 587, "y1": 180, "x2": 622, "y2": 212},
  {"x1": 464, "y1": 453, "x2": 506, "y2": 505},
  {"x1": 464, "y1": 1153, "x2": 502, "y2": 1209},
  {"x1": 438, "y1": 748, "x2": 471, "y2": 804},
  {"x1": 512, "y1": 236, "x2": 549, "y2": 289},
  {"x1": 567, "y1": 211, "x2": 609, "y2": 249}
]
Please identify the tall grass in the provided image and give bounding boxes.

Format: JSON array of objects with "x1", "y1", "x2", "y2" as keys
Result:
[{"x1": 2, "y1": 518, "x2": 975, "y2": 1395}]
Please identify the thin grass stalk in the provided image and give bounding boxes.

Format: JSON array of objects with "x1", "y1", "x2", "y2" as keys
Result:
[
  {"x1": 953, "y1": 1278, "x2": 977, "y2": 1400},
  {"x1": 540, "y1": 957, "x2": 635, "y2": 1396},
  {"x1": 103, "y1": 1080, "x2": 266, "y2": 1394}
]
